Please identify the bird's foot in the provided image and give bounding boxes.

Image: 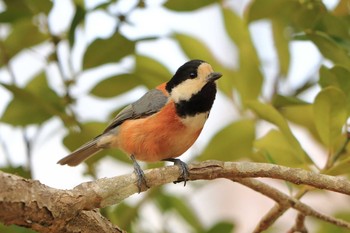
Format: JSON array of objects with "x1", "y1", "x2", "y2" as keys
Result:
[
  {"x1": 163, "y1": 158, "x2": 189, "y2": 186},
  {"x1": 131, "y1": 155, "x2": 149, "y2": 193}
]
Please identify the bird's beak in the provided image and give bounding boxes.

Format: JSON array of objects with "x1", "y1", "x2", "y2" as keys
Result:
[{"x1": 206, "y1": 72, "x2": 222, "y2": 82}]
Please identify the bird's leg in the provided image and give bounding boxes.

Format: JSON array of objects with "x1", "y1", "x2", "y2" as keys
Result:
[
  {"x1": 163, "y1": 158, "x2": 189, "y2": 186},
  {"x1": 131, "y1": 155, "x2": 148, "y2": 193}
]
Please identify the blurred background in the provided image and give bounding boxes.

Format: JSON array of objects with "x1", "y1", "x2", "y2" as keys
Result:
[{"x1": 1, "y1": 0, "x2": 350, "y2": 232}]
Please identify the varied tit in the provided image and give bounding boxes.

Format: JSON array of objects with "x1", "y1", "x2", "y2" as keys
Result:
[{"x1": 58, "y1": 59, "x2": 222, "y2": 192}]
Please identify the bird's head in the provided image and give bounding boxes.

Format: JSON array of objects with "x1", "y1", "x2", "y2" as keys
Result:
[{"x1": 165, "y1": 60, "x2": 222, "y2": 103}]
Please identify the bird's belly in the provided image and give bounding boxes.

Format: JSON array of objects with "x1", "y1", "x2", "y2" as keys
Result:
[{"x1": 111, "y1": 103, "x2": 206, "y2": 162}]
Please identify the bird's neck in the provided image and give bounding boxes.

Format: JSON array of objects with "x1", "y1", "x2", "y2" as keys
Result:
[{"x1": 173, "y1": 82, "x2": 217, "y2": 118}]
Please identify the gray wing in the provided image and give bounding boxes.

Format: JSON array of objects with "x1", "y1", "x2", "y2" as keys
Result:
[{"x1": 102, "y1": 88, "x2": 168, "y2": 133}]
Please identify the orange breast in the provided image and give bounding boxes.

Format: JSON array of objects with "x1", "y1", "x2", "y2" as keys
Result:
[{"x1": 111, "y1": 101, "x2": 202, "y2": 162}]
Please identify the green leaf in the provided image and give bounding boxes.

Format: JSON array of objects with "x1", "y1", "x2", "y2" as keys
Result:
[
  {"x1": 174, "y1": 33, "x2": 235, "y2": 97},
  {"x1": 1, "y1": 73, "x2": 64, "y2": 126},
  {"x1": 0, "y1": 73, "x2": 76, "y2": 127},
  {"x1": 134, "y1": 55, "x2": 172, "y2": 88},
  {"x1": 0, "y1": 0, "x2": 52, "y2": 22},
  {"x1": 279, "y1": 104, "x2": 320, "y2": 143},
  {"x1": 1, "y1": 84, "x2": 52, "y2": 125},
  {"x1": 248, "y1": 101, "x2": 295, "y2": 141},
  {"x1": 272, "y1": 19, "x2": 290, "y2": 76},
  {"x1": 248, "y1": 101, "x2": 310, "y2": 164},
  {"x1": 255, "y1": 130, "x2": 307, "y2": 166},
  {"x1": 306, "y1": 31, "x2": 350, "y2": 68},
  {"x1": 246, "y1": 0, "x2": 298, "y2": 22},
  {"x1": 3, "y1": 0, "x2": 28, "y2": 9},
  {"x1": 333, "y1": 0, "x2": 350, "y2": 16},
  {"x1": 73, "y1": 0, "x2": 85, "y2": 7},
  {"x1": 92, "y1": 2, "x2": 113, "y2": 10},
  {"x1": 326, "y1": 153, "x2": 350, "y2": 176},
  {"x1": 204, "y1": 222, "x2": 235, "y2": 233},
  {"x1": 319, "y1": 65, "x2": 350, "y2": 113},
  {"x1": 273, "y1": 97, "x2": 318, "y2": 140},
  {"x1": 164, "y1": 0, "x2": 219, "y2": 11},
  {"x1": 315, "y1": 211, "x2": 350, "y2": 233},
  {"x1": 90, "y1": 74, "x2": 140, "y2": 98},
  {"x1": 217, "y1": 69, "x2": 236, "y2": 98},
  {"x1": 223, "y1": 7, "x2": 260, "y2": 65},
  {"x1": 247, "y1": 0, "x2": 326, "y2": 31},
  {"x1": 0, "y1": 11, "x2": 29, "y2": 23},
  {"x1": 25, "y1": 72, "x2": 76, "y2": 127},
  {"x1": 0, "y1": 0, "x2": 33, "y2": 22},
  {"x1": 68, "y1": 5, "x2": 86, "y2": 48},
  {"x1": 0, "y1": 223, "x2": 37, "y2": 233},
  {"x1": 313, "y1": 87, "x2": 347, "y2": 148},
  {"x1": 317, "y1": 13, "x2": 350, "y2": 40},
  {"x1": 25, "y1": 0, "x2": 53, "y2": 15},
  {"x1": 272, "y1": 95, "x2": 309, "y2": 108},
  {"x1": 222, "y1": 7, "x2": 262, "y2": 102},
  {"x1": 26, "y1": 73, "x2": 65, "y2": 113},
  {"x1": 3, "y1": 19, "x2": 48, "y2": 60},
  {"x1": 198, "y1": 120, "x2": 255, "y2": 161},
  {"x1": 83, "y1": 33, "x2": 135, "y2": 69},
  {"x1": 290, "y1": 2, "x2": 326, "y2": 30},
  {"x1": 1, "y1": 166, "x2": 31, "y2": 179},
  {"x1": 293, "y1": 80, "x2": 318, "y2": 96},
  {"x1": 174, "y1": 33, "x2": 218, "y2": 66},
  {"x1": 156, "y1": 193, "x2": 204, "y2": 231},
  {"x1": 107, "y1": 202, "x2": 139, "y2": 230}
]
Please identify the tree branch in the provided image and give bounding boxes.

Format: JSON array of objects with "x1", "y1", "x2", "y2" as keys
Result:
[
  {"x1": 288, "y1": 213, "x2": 308, "y2": 233},
  {"x1": 253, "y1": 187, "x2": 310, "y2": 231},
  {"x1": 0, "y1": 171, "x2": 124, "y2": 233},
  {"x1": 2, "y1": 160, "x2": 350, "y2": 232},
  {"x1": 232, "y1": 178, "x2": 350, "y2": 231}
]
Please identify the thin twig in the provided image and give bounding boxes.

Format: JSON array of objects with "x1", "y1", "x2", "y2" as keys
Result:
[
  {"x1": 232, "y1": 178, "x2": 350, "y2": 231},
  {"x1": 253, "y1": 186, "x2": 310, "y2": 232},
  {"x1": 287, "y1": 213, "x2": 308, "y2": 233},
  {"x1": 252, "y1": 134, "x2": 350, "y2": 231}
]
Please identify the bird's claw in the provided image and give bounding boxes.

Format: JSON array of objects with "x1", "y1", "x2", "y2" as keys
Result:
[
  {"x1": 164, "y1": 158, "x2": 189, "y2": 186},
  {"x1": 131, "y1": 155, "x2": 149, "y2": 193}
]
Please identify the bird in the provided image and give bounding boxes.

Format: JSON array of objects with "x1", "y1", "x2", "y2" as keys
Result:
[{"x1": 58, "y1": 59, "x2": 222, "y2": 192}]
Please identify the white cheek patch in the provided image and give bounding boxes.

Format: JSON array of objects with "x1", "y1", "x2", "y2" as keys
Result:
[
  {"x1": 171, "y1": 78, "x2": 206, "y2": 102},
  {"x1": 170, "y1": 62, "x2": 215, "y2": 102}
]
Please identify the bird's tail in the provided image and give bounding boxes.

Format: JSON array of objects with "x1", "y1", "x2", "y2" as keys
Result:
[{"x1": 57, "y1": 138, "x2": 102, "y2": 166}]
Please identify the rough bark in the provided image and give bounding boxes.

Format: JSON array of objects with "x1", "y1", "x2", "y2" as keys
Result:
[
  {"x1": 0, "y1": 171, "x2": 124, "y2": 233},
  {"x1": 1, "y1": 160, "x2": 350, "y2": 232}
]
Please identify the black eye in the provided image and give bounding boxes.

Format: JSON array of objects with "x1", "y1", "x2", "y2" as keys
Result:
[{"x1": 189, "y1": 72, "x2": 197, "y2": 78}]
